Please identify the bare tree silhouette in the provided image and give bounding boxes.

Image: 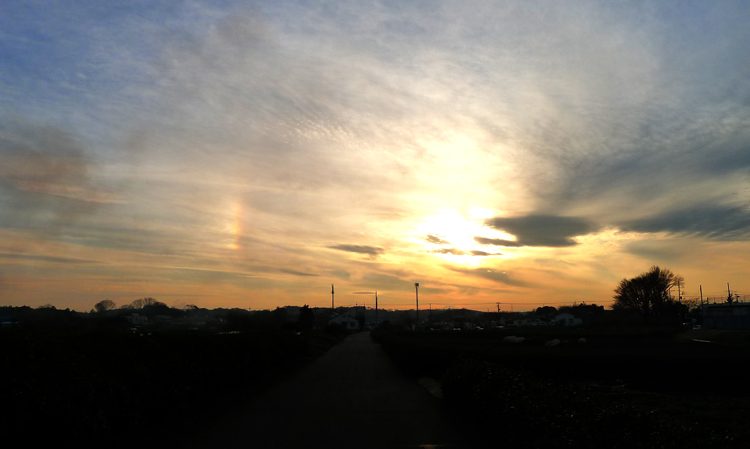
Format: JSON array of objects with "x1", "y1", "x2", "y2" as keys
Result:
[{"x1": 613, "y1": 266, "x2": 685, "y2": 322}]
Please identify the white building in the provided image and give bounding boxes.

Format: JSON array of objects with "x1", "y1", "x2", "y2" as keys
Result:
[
  {"x1": 328, "y1": 315, "x2": 360, "y2": 331},
  {"x1": 552, "y1": 313, "x2": 582, "y2": 327}
]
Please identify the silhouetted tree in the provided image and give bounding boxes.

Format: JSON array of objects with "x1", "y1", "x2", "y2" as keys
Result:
[
  {"x1": 613, "y1": 266, "x2": 685, "y2": 322},
  {"x1": 93, "y1": 299, "x2": 116, "y2": 313},
  {"x1": 272, "y1": 307, "x2": 288, "y2": 325},
  {"x1": 535, "y1": 306, "x2": 557, "y2": 319},
  {"x1": 125, "y1": 297, "x2": 164, "y2": 309},
  {"x1": 298, "y1": 305, "x2": 314, "y2": 331},
  {"x1": 126, "y1": 298, "x2": 145, "y2": 309},
  {"x1": 559, "y1": 303, "x2": 605, "y2": 319},
  {"x1": 225, "y1": 309, "x2": 253, "y2": 330}
]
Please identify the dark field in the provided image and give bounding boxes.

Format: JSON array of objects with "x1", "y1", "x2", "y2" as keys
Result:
[
  {"x1": 373, "y1": 327, "x2": 750, "y2": 449},
  {"x1": 5, "y1": 304, "x2": 750, "y2": 449},
  {"x1": 1, "y1": 323, "x2": 341, "y2": 448}
]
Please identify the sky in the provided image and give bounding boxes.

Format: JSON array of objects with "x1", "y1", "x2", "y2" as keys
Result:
[{"x1": 1, "y1": 0, "x2": 749, "y2": 311}]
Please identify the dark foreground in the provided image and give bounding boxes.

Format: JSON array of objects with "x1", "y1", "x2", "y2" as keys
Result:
[
  {"x1": 374, "y1": 328, "x2": 750, "y2": 449},
  {"x1": 1, "y1": 325, "x2": 340, "y2": 448},
  {"x1": 190, "y1": 331, "x2": 466, "y2": 449},
  {"x1": 9, "y1": 311, "x2": 750, "y2": 449}
]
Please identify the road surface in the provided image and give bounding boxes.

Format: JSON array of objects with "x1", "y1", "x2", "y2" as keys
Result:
[{"x1": 190, "y1": 332, "x2": 468, "y2": 449}]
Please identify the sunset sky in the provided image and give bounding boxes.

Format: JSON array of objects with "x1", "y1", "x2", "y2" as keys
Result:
[{"x1": 2, "y1": 1, "x2": 749, "y2": 311}]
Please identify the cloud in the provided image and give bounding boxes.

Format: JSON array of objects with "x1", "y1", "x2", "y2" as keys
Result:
[
  {"x1": 419, "y1": 287, "x2": 451, "y2": 295},
  {"x1": 328, "y1": 269, "x2": 350, "y2": 280},
  {"x1": 450, "y1": 267, "x2": 527, "y2": 287},
  {"x1": 277, "y1": 268, "x2": 318, "y2": 277},
  {"x1": 470, "y1": 250, "x2": 499, "y2": 257},
  {"x1": 482, "y1": 215, "x2": 598, "y2": 247},
  {"x1": 620, "y1": 203, "x2": 750, "y2": 240},
  {"x1": 474, "y1": 236, "x2": 523, "y2": 247},
  {"x1": 0, "y1": 121, "x2": 117, "y2": 236},
  {"x1": 434, "y1": 248, "x2": 466, "y2": 255},
  {"x1": 624, "y1": 240, "x2": 687, "y2": 263},
  {"x1": 433, "y1": 248, "x2": 499, "y2": 257},
  {"x1": 0, "y1": 122, "x2": 115, "y2": 203},
  {"x1": 161, "y1": 266, "x2": 280, "y2": 289},
  {"x1": 0, "y1": 252, "x2": 94, "y2": 264},
  {"x1": 359, "y1": 272, "x2": 411, "y2": 291},
  {"x1": 426, "y1": 234, "x2": 448, "y2": 244},
  {"x1": 328, "y1": 244, "x2": 384, "y2": 256}
]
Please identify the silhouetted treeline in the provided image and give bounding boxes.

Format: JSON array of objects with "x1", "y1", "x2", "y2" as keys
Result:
[{"x1": 0, "y1": 301, "x2": 340, "y2": 333}]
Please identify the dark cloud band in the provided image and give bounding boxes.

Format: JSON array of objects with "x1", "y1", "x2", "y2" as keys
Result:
[
  {"x1": 479, "y1": 214, "x2": 597, "y2": 247},
  {"x1": 620, "y1": 204, "x2": 750, "y2": 240}
]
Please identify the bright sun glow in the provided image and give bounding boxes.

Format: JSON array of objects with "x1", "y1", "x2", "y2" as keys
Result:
[{"x1": 415, "y1": 208, "x2": 517, "y2": 266}]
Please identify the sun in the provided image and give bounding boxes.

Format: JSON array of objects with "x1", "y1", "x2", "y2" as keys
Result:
[{"x1": 415, "y1": 208, "x2": 516, "y2": 266}]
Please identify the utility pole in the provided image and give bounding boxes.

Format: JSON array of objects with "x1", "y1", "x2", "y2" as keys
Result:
[
  {"x1": 331, "y1": 284, "x2": 335, "y2": 310},
  {"x1": 677, "y1": 279, "x2": 682, "y2": 303},
  {"x1": 375, "y1": 290, "x2": 378, "y2": 322},
  {"x1": 496, "y1": 302, "x2": 501, "y2": 314},
  {"x1": 727, "y1": 282, "x2": 733, "y2": 304},
  {"x1": 415, "y1": 282, "x2": 420, "y2": 323},
  {"x1": 699, "y1": 284, "x2": 703, "y2": 305}
]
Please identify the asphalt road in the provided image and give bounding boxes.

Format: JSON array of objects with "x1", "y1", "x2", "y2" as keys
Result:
[{"x1": 191, "y1": 332, "x2": 468, "y2": 449}]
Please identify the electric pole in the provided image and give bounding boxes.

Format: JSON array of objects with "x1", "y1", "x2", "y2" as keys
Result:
[
  {"x1": 331, "y1": 284, "x2": 335, "y2": 310},
  {"x1": 415, "y1": 282, "x2": 420, "y2": 323},
  {"x1": 496, "y1": 302, "x2": 500, "y2": 314},
  {"x1": 727, "y1": 282, "x2": 733, "y2": 304},
  {"x1": 375, "y1": 290, "x2": 378, "y2": 322},
  {"x1": 699, "y1": 284, "x2": 703, "y2": 305}
]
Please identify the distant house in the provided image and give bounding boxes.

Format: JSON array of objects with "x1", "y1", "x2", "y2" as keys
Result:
[
  {"x1": 704, "y1": 303, "x2": 750, "y2": 330},
  {"x1": 328, "y1": 315, "x2": 360, "y2": 331},
  {"x1": 552, "y1": 313, "x2": 582, "y2": 327}
]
